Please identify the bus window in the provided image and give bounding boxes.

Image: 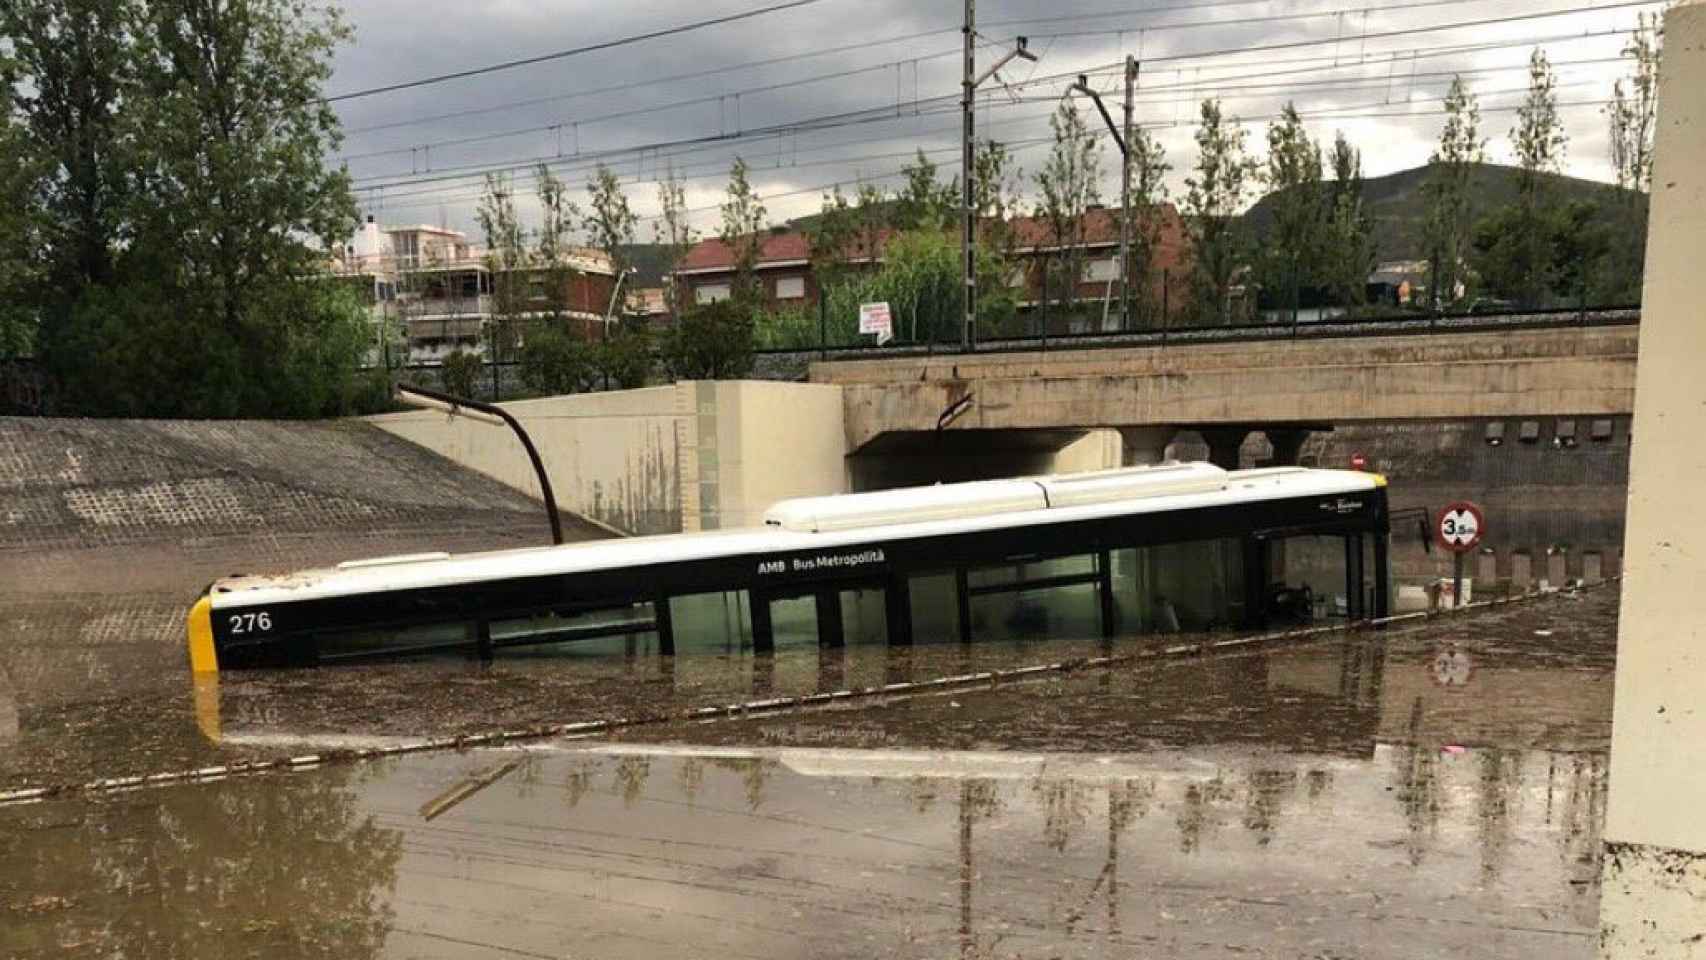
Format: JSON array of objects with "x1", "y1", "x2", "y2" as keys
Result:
[
  {"x1": 1115, "y1": 538, "x2": 1246, "y2": 634},
  {"x1": 491, "y1": 603, "x2": 659, "y2": 659},
  {"x1": 316, "y1": 619, "x2": 476, "y2": 662},
  {"x1": 669, "y1": 590, "x2": 753, "y2": 655},
  {"x1": 908, "y1": 572, "x2": 962, "y2": 644},
  {"x1": 1265, "y1": 535, "x2": 1350, "y2": 623},
  {"x1": 966, "y1": 553, "x2": 1101, "y2": 643}
]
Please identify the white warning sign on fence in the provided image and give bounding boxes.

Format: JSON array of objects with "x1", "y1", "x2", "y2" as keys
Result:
[{"x1": 858, "y1": 302, "x2": 894, "y2": 344}]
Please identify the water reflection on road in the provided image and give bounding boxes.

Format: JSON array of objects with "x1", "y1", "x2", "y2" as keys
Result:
[
  {"x1": 0, "y1": 741, "x2": 1607, "y2": 959},
  {"x1": 1, "y1": 598, "x2": 1615, "y2": 959}
]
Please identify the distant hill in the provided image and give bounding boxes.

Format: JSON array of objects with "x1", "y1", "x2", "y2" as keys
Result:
[{"x1": 1245, "y1": 162, "x2": 1635, "y2": 262}]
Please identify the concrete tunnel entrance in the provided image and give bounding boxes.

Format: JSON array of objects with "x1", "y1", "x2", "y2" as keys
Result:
[{"x1": 848, "y1": 425, "x2": 1333, "y2": 491}]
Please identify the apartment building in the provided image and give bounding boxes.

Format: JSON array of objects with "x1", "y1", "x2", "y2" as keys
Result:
[
  {"x1": 670, "y1": 205, "x2": 1191, "y2": 333},
  {"x1": 336, "y1": 217, "x2": 618, "y2": 363}
]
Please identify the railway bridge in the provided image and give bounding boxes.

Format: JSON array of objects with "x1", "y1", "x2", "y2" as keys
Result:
[{"x1": 807, "y1": 318, "x2": 1639, "y2": 476}]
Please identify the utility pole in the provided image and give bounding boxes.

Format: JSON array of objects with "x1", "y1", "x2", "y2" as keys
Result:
[
  {"x1": 961, "y1": 0, "x2": 976, "y2": 352},
  {"x1": 961, "y1": 32, "x2": 1037, "y2": 352},
  {"x1": 1121, "y1": 56, "x2": 1137, "y2": 331}
]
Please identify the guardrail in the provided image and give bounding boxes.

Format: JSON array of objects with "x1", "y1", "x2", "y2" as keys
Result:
[{"x1": 753, "y1": 305, "x2": 1642, "y2": 365}]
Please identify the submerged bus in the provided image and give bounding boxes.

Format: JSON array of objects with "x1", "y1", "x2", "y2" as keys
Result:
[{"x1": 185, "y1": 462, "x2": 1390, "y2": 672}]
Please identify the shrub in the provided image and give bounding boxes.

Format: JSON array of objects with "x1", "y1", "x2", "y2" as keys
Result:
[
  {"x1": 661, "y1": 300, "x2": 753, "y2": 380},
  {"x1": 439, "y1": 349, "x2": 485, "y2": 399},
  {"x1": 592, "y1": 323, "x2": 654, "y2": 389}
]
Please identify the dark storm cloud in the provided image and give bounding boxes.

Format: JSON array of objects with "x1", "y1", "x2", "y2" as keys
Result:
[{"x1": 324, "y1": 0, "x2": 1645, "y2": 235}]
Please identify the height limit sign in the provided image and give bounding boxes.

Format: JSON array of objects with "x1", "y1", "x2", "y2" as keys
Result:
[
  {"x1": 1437, "y1": 501, "x2": 1486, "y2": 609},
  {"x1": 1437, "y1": 501, "x2": 1486, "y2": 553}
]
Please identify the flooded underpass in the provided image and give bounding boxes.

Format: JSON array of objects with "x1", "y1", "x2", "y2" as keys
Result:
[
  {"x1": 1, "y1": 589, "x2": 1618, "y2": 959},
  {"x1": 0, "y1": 416, "x2": 1628, "y2": 957}
]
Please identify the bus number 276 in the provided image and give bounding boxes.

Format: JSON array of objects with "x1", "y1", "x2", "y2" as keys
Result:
[{"x1": 228, "y1": 612, "x2": 273, "y2": 634}]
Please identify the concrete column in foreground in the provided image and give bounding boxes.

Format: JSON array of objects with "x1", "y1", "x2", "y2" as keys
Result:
[
  {"x1": 1117, "y1": 427, "x2": 1177, "y2": 466},
  {"x1": 1599, "y1": 1, "x2": 1706, "y2": 954}
]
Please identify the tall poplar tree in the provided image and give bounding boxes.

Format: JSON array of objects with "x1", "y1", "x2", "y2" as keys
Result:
[
  {"x1": 1321, "y1": 132, "x2": 1376, "y2": 312},
  {"x1": 1258, "y1": 103, "x2": 1324, "y2": 321},
  {"x1": 1421, "y1": 76, "x2": 1484, "y2": 309},
  {"x1": 653, "y1": 165, "x2": 696, "y2": 322},
  {"x1": 719, "y1": 156, "x2": 767, "y2": 305},
  {"x1": 1182, "y1": 99, "x2": 1259, "y2": 325},
  {"x1": 1034, "y1": 97, "x2": 1104, "y2": 319},
  {"x1": 1126, "y1": 125, "x2": 1170, "y2": 327}
]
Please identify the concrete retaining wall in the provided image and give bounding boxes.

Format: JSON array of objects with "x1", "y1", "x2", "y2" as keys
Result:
[{"x1": 367, "y1": 381, "x2": 849, "y2": 535}]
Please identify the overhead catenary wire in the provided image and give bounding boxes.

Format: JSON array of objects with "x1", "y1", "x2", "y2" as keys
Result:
[
  {"x1": 366, "y1": 53, "x2": 1618, "y2": 212},
  {"x1": 348, "y1": 17, "x2": 1643, "y2": 199},
  {"x1": 338, "y1": 0, "x2": 1645, "y2": 156},
  {"x1": 370, "y1": 87, "x2": 1617, "y2": 219},
  {"x1": 323, "y1": 0, "x2": 833, "y2": 103},
  {"x1": 334, "y1": 0, "x2": 1495, "y2": 138}
]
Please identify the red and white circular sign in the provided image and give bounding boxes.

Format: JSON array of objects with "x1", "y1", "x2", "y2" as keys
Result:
[{"x1": 1436, "y1": 501, "x2": 1486, "y2": 553}]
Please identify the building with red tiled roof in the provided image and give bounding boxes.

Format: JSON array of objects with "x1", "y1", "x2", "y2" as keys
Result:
[{"x1": 671, "y1": 205, "x2": 1191, "y2": 330}]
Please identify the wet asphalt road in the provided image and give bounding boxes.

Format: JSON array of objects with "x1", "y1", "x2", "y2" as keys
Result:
[{"x1": 0, "y1": 589, "x2": 1618, "y2": 959}]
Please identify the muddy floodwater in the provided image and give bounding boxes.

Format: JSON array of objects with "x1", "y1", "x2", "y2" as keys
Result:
[{"x1": 1, "y1": 590, "x2": 1616, "y2": 959}]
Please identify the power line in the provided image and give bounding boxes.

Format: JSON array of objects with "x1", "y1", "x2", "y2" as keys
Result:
[
  {"x1": 349, "y1": 10, "x2": 1644, "y2": 198},
  {"x1": 336, "y1": 0, "x2": 1635, "y2": 163},
  {"x1": 324, "y1": 0, "x2": 833, "y2": 103},
  {"x1": 368, "y1": 77, "x2": 1617, "y2": 216},
  {"x1": 377, "y1": 49, "x2": 1619, "y2": 207},
  {"x1": 340, "y1": 26, "x2": 963, "y2": 138},
  {"x1": 339, "y1": 54, "x2": 957, "y2": 163},
  {"x1": 1072, "y1": 0, "x2": 1664, "y2": 62}
]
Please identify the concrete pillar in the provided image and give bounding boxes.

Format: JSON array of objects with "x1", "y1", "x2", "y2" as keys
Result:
[
  {"x1": 1600, "y1": 2, "x2": 1706, "y2": 953},
  {"x1": 1264, "y1": 428, "x2": 1310, "y2": 466},
  {"x1": 1583, "y1": 552, "x2": 1603, "y2": 584},
  {"x1": 1117, "y1": 427, "x2": 1177, "y2": 466},
  {"x1": 1510, "y1": 552, "x2": 1533, "y2": 593},
  {"x1": 1197, "y1": 427, "x2": 1250, "y2": 471}
]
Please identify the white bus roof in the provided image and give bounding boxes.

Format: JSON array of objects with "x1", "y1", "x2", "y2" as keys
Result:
[{"x1": 210, "y1": 465, "x2": 1384, "y2": 610}]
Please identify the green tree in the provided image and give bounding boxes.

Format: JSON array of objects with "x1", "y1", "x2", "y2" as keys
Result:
[
  {"x1": 1034, "y1": 97, "x2": 1104, "y2": 322},
  {"x1": 662, "y1": 299, "x2": 753, "y2": 379},
  {"x1": 478, "y1": 173, "x2": 529, "y2": 364},
  {"x1": 820, "y1": 229, "x2": 994, "y2": 344},
  {"x1": 10, "y1": 0, "x2": 372, "y2": 416},
  {"x1": 972, "y1": 139, "x2": 1025, "y2": 336},
  {"x1": 518, "y1": 326, "x2": 592, "y2": 395},
  {"x1": 805, "y1": 185, "x2": 861, "y2": 289},
  {"x1": 1321, "y1": 132, "x2": 1376, "y2": 312},
  {"x1": 0, "y1": 107, "x2": 40, "y2": 355},
  {"x1": 894, "y1": 149, "x2": 958, "y2": 230},
  {"x1": 1182, "y1": 99, "x2": 1259, "y2": 325},
  {"x1": 1, "y1": 0, "x2": 132, "y2": 308},
  {"x1": 592, "y1": 322, "x2": 653, "y2": 389},
  {"x1": 129, "y1": 0, "x2": 357, "y2": 336},
  {"x1": 583, "y1": 162, "x2": 636, "y2": 280},
  {"x1": 719, "y1": 156, "x2": 767, "y2": 305},
  {"x1": 1600, "y1": 14, "x2": 1661, "y2": 303},
  {"x1": 1258, "y1": 102, "x2": 1324, "y2": 321},
  {"x1": 1421, "y1": 76, "x2": 1485, "y2": 309},
  {"x1": 533, "y1": 163, "x2": 582, "y2": 326},
  {"x1": 653, "y1": 164, "x2": 696, "y2": 322},
  {"x1": 1472, "y1": 50, "x2": 1571, "y2": 307},
  {"x1": 440, "y1": 348, "x2": 484, "y2": 399},
  {"x1": 1125, "y1": 125, "x2": 1171, "y2": 328}
]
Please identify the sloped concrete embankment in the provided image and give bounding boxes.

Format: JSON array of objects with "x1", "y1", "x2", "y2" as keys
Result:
[{"x1": 0, "y1": 417, "x2": 597, "y2": 716}]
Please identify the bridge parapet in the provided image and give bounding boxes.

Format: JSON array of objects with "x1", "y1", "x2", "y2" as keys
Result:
[{"x1": 812, "y1": 325, "x2": 1639, "y2": 452}]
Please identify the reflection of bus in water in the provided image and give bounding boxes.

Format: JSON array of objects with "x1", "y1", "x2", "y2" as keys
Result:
[{"x1": 185, "y1": 462, "x2": 1390, "y2": 671}]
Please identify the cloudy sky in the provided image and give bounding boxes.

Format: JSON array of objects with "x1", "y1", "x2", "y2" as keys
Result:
[{"x1": 324, "y1": 0, "x2": 1661, "y2": 241}]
